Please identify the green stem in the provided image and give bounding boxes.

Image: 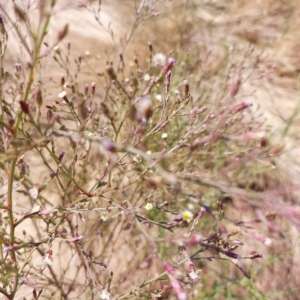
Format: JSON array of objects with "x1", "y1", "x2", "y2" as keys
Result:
[{"x1": 7, "y1": 158, "x2": 18, "y2": 299}]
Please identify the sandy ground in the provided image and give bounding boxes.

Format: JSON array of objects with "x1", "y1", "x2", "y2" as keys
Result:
[{"x1": 1, "y1": 0, "x2": 300, "y2": 299}]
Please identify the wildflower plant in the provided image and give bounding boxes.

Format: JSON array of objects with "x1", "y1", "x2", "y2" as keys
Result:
[{"x1": 0, "y1": 0, "x2": 299, "y2": 299}]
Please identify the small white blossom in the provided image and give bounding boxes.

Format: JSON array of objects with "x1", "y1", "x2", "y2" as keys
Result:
[
  {"x1": 100, "y1": 290, "x2": 111, "y2": 300},
  {"x1": 189, "y1": 271, "x2": 199, "y2": 281},
  {"x1": 101, "y1": 213, "x2": 109, "y2": 221},
  {"x1": 43, "y1": 250, "x2": 53, "y2": 266},
  {"x1": 155, "y1": 94, "x2": 162, "y2": 102},
  {"x1": 58, "y1": 91, "x2": 67, "y2": 98},
  {"x1": 161, "y1": 133, "x2": 168, "y2": 139},
  {"x1": 84, "y1": 131, "x2": 95, "y2": 138},
  {"x1": 133, "y1": 154, "x2": 142, "y2": 164},
  {"x1": 182, "y1": 210, "x2": 193, "y2": 223},
  {"x1": 29, "y1": 186, "x2": 39, "y2": 200},
  {"x1": 145, "y1": 203, "x2": 153, "y2": 211},
  {"x1": 31, "y1": 205, "x2": 40, "y2": 213},
  {"x1": 144, "y1": 74, "x2": 150, "y2": 81}
]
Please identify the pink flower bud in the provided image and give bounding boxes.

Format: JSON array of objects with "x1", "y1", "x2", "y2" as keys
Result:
[
  {"x1": 224, "y1": 250, "x2": 241, "y2": 260},
  {"x1": 184, "y1": 79, "x2": 189, "y2": 96},
  {"x1": 160, "y1": 57, "x2": 176, "y2": 77},
  {"x1": 57, "y1": 24, "x2": 68, "y2": 42},
  {"x1": 230, "y1": 71, "x2": 241, "y2": 98},
  {"x1": 19, "y1": 101, "x2": 29, "y2": 114},
  {"x1": 196, "y1": 207, "x2": 206, "y2": 220},
  {"x1": 100, "y1": 138, "x2": 117, "y2": 153},
  {"x1": 58, "y1": 151, "x2": 65, "y2": 162}
]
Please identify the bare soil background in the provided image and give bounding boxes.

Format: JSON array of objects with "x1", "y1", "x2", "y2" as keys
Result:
[{"x1": 1, "y1": 0, "x2": 300, "y2": 299}]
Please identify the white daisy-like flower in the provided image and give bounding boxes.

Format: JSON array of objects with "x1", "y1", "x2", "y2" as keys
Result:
[
  {"x1": 144, "y1": 74, "x2": 151, "y2": 81},
  {"x1": 189, "y1": 271, "x2": 199, "y2": 281},
  {"x1": 100, "y1": 289, "x2": 111, "y2": 300},
  {"x1": 133, "y1": 154, "x2": 142, "y2": 164},
  {"x1": 43, "y1": 250, "x2": 53, "y2": 266},
  {"x1": 84, "y1": 131, "x2": 95, "y2": 138},
  {"x1": 31, "y1": 205, "x2": 41, "y2": 213},
  {"x1": 161, "y1": 133, "x2": 168, "y2": 139},
  {"x1": 101, "y1": 213, "x2": 109, "y2": 221},
  {"x1": 145, "y1": 203, "x2": 153, "y2": 211},
  {"x1": 29, "y1": 186, "x2": 39, "y2": 200},
  {"x1": 152, "y1": 53, "x2": 167, "y2": 67},
  {"x1": 182, "y1": 210, "x2": 193, "y2": 223},
  {"x1": 155, "y1": 94, "x2": 162, "y2": 102},
  {"x1": 58, "y1": 91, "x2": 67, "y2": 98}
]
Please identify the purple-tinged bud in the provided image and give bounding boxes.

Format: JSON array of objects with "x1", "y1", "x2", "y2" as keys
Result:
[
  {"x1": 68, "y1": 235, "x2": 84, "y2": 243},
  {"x1": 47, "y1": 109, "x2": 53, "y2": 123},
  {"x1": 58, "y1": 227, "x2": 67, "y2": 235},
  {"x1": 184, "y1": 79, "x2": 189, "y2": 96},
  {"x1": 196, "y1": 207, "x2": 206, "y2": 220},
  {"x1": 224, "y1": 250, "x2": 241, "y2": 260},
  {"x1": 53, "y1": 114, "x2": 60, "y2": 122},
  {"x1": 57, "y1": 24, "x2": 68, "y2": 42},
  {"x1": 160, "y1": 57, "x2": 176, "y2": 77},
  {"x1": 248, "y1": 251, "x2": 263, "y2": 259},
  {"x1": 91, "y1": 82, "x2": 96, "y2": 94},
  {"x1": 19, "y1": 101, "x2": 29, "y2": 114},
  {"x1": 0, "y1": 14, "x2": 4, "y2": 29},
  {"x1": 223, "y1": 241, "x2": 229, "y2": 249},
  {"x1": 260, "y1": 137, "x2": 267, "y2": 148},
  {"x1": 8, "y1": 118, "x2": 15, "y2": 128},
  {"x1": 165, "y1": 70, "x2": 172, "y2": 92},
  {"x1": 35, "y1": 88, "x2": 43, "y2": 107},
  {"x1": 228, "y1": 229, "x2": 240, "y2": 236},
  {"x1": 250, "y1": 232, "x2": 272, "y2": 246},
  {"x1": 230, "y1": 71, "x2": 241, "y2": 98},
  {"x1": 143, "y1": 222, "x2": 150, "y2": 228},
  {"x1": 58, "y1": 151, "x2": 65, "y2": 162},
  {"x1": 170, "y1": 276, "x2": 186, "y2": 300},
  {"x1": 232, "y1": 239, "x2": 244, "y2": 246},
  {"x1": 163, "y1": 262, "x2": 175, "y2": 276},
  {"x1": 84, "y1": 84, "x2": 88, "y2": 96},
  {"x1": 148, "y1": 42, "x2": 153, "y2": 53},
  {"x1": 229, "y1": 101, "x2": 252, "y2": 114},
  {"x1": 33, "y1": 289, "x2": 37, "y2": 299},
  {"x1": 100, "y1": 138, "x2": 117, "y2": 153},
  {"x1": 188, "y1": 234, "x2": 203, "y2": 245},
  {"x1": 15, "y1": 63, "x2": 22, "y2": 73}
]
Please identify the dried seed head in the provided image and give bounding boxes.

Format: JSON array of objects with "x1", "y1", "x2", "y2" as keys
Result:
[
  {"x1": 105, "y1": 65, "x2": 117, "y2": 80},
  {"x1": 132, "y1": 95, "x2": 153, "y2": 123},
  {"x1": 35, "y1": 88, "x2": 43, "y2": 107}
]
